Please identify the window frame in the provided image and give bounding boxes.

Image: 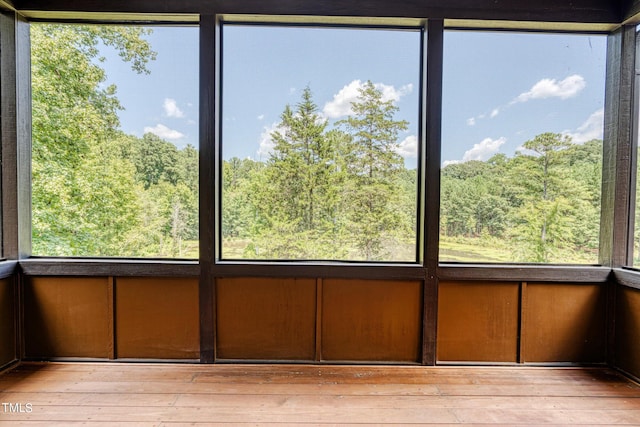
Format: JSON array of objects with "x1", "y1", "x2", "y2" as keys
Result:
[
  {"x1": 27, "y1": 20, "x2": 201, "y2": 261},
  {"x1": 438, "y1": 27, "x2": 609, "y2": 266},
  {"x1": 0, "y1": 10, "x2": 613, "y2": 283},
  {"x1": 215, "y1": 18, "x2": 427, "y2": 266}
]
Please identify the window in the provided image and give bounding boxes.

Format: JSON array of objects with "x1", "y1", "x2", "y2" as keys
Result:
[
  {"x1": 440, "y1": 30, "x2": 606, "y2": 264},
  {"x1": 30, "y1": 23, "x2": 199, "y2": 258},
  {"x1": 220, "y1": 23, "x2": 422, "y2": 262},
  {"x1": 633, "y1": 28, "x2": 640, "y2": 268}
]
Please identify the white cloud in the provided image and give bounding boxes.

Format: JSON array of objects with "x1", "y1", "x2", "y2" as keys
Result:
[
  {"x1": 395, "y1": 135, "x2": 418, "y2": 158},
  {"x1": 256, "y1": 122, "x2": 283, "y2": 160},
  {"x1": 513, "y1": 74, "x2": 586, "y2": 104},
  {"x1": 323, "y1": 80, "x2": 413, "y2": 119},
  {"x1": 462, "y1": 137, "x2": 507, "y2": 162},
  {"x1": 144, "y1": 124, "x2": 185, "y2": 140},
  {"x1": 257, "y1": 114, "x2": 265, "y2": 121},
  {"x1": 461, "y1": 137, "x2": 507, "y2": 163},
  {"x1": 563, "y1": 108, "x2": 604, "y2": 144},
  {"x1": 378, "y1": 83, "x2": 413, "y2": 103},
  {"x1": 443, "y1": 159, "x2": 460, "y2": 167},
  {"x1": 466, "y1": 117, "x2": 476, "y2": 126},
  {"x1": 163, "y1": 98, "x2": 185, "y2": 118},
  {"x1": 323, "y1": 80, "x2": 362, "y2": 118},
  {"x1": 490, "y1": 108, "x2": 500, "y2": 118},
  {"x1": 443, "y1": 137, "x2": 506, "y2": 167}
]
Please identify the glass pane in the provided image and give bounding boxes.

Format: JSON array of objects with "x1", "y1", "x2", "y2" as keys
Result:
[
  {"x1": 221, "y1": 24, "x2": 421, "y2": 262},
  {"x1": 441, "y1": 31, "x2": 606, "y2": 264},
  {"x1": 31, "y1": 24, "x2": 199, "y2": 258}
]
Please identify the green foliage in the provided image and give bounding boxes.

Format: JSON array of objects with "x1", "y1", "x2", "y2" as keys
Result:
[
  {"x1": 440, "y1": 133, "x2": 602, "y2": 264},
  {"x1": 240, "y1": 87, "x2": 350, "y2": 259},
  {"x1": 221, "y1": 83, "x2": 417, "y2": 261},
  {"x1": 31, "y1": 23, "x2": 602, "y2": 264},
  {"x1": 338, "y1": 81, "x2": 411, "y2": 260},
  {"x1": 31, "y1": 24, "x2": 197, "y2": 258}
]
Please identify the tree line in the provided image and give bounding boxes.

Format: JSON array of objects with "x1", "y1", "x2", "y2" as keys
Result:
[
  {"x1": 32, "y1": 24, "x2": 198, "y2": 257},
  {"x1": 31, "y1": 24, "x2": 603, "y2": 264},
  {"x1": 222, "y1": 84, "x2": 417, "y2": 261},
  {"x1": 440, "y1": 135, "x2": 602, "y2": 263}
]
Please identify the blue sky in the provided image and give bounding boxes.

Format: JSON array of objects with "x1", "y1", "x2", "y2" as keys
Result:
[
  {"x1": 101, "y1": 26, "x2": 199, "y2": 149},
  {"x1": 101, "y1": 25, "x2": 607, "y2": 165},
  {"x1": 443, "y1": 31, "x2": 606, "y2": 166},
  {"x1": 221, "y1": 24, "x2": 421, "y2": 165}
]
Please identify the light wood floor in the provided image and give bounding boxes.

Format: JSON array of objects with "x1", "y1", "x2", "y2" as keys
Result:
[{"x1": 0, "y1": 363, "x2": 639, "y2": 425}]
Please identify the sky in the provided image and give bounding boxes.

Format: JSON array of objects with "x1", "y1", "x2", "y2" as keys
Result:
[
  {"x1": 442, "y1": 31, "x2": 606, "y2": 167},
  {"x1": 221, "y1": 24, "x2": 421, "y2": 165},
  {"x1": 99, "y1": 25, "x2": 607, "y2": 166},
  {"x1": 100, "y1": 26, "x2": 199, "y2": 149}
]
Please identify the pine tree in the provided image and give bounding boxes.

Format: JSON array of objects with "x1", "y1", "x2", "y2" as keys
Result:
[
  {"x1": 249, "y1": 86, "x2": 346, "y2": 259},
  {"x1": 338, "y1": 80, "x2": 409, "y2": 260}
]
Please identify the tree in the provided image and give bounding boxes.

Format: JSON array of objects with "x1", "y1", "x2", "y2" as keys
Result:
[
  {"x1": 31, "y1": 23, "x2": 156, "y2": 256},
  {"x1": 248, "y1": 87, "x2": 347, "y2": 259},
  {"x1": 338, "y1": 80, "x2": 410, "y2": 260},
  {"x1": 127, "y1": 133, "x2": 181, "y2": 189},
  {"x1": 510, "y1": 133, "x2": 575, "y2": 262}
]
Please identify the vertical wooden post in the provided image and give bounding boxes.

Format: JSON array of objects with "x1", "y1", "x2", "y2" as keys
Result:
[
  {"x1": 199, "y1": 14, "x2": 218, "y2": 363},
  {"x1": 600, "y1": 25, "x2": 637, "y2": 367},
  {"x1": 423, "y1": 19, "x2": 444, "y2": 366},
  {"x1": 315, "y1": 278, "x2": 323, "y2": 362},
  {"x1": 601, "y1": 25, "x2": 636, "y2": 268},
  {"x1": 1, "y1": 11, "x2": 31, "y2": 260}
]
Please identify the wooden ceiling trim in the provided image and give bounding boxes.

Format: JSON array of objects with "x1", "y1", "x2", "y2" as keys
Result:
[{"x1": 14, "y1": 0, "x2": 622, "y2": 25}]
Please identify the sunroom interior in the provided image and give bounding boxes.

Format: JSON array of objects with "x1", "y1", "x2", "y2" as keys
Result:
[{"x1": 0, "y1": 0, "x2": 640, "y2": 389}]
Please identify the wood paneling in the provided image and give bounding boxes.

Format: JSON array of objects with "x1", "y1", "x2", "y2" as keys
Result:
[
  {"x1": 216, "y1": 277, "x2": 316, "y2": 360},
  {"x1": 322, "y1": 279, "x2": 422, "y2": 362},
  {"x1": 437, "y1": 282, "x2": 519, "y2": 363},
  {"x1": 0, "y1": 278, "x2": 16, "y2": 366},
  {"x1": 23, "y1": 277, "x2": 112, "y2": 358},
  {"x1": 524, "y1": 283, "x2": 606, "y2": 363},
  {"x1": 115, "y1": 277, "x2": 199, "y2": 359},
  {"x1": 615, "y1": 285, "x2": 640, "y2": 378}
]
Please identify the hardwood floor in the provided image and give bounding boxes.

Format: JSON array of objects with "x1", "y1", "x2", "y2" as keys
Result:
[{"x1": 0, "y1": 363, "x2": 639, "y2": 425}]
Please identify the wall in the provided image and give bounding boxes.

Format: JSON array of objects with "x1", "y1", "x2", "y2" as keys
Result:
[
  {"x1": 0, "y1": 277, "x2": 16, "y2": 367},
  {"x1": 437, "y1": 281, "x2": 606, "y2": 364},
  {"x1": 24, "y1": 276, "x2": 423, "y2": 362},
  {"x1": 22, "y1": 275, "x2": 613, "y2": 365},
  {"x1": 615, "y1": 284, "x2": 640, "y2": 379},
  {"x1": 23, "y1": 276, "x2": 199, "y2": 360}
]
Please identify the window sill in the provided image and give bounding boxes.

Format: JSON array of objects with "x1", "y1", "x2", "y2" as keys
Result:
[
  {"x1": 613, "y1": 268, "x2": 640, "y2": 291},
  {"x1": 19, "y1": 258, "x2": 199, "y2": 277},
  {"x1": 438, "y1": 263, "x2": 610, "y2": 283}
]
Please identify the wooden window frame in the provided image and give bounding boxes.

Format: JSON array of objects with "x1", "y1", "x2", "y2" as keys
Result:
[{"x1": 2, "y1": 2, "x2": 640, "y2": 363}]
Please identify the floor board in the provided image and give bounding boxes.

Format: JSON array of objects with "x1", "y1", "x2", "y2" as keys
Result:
[{"x1": 0, "y1": 363, "x2": 639, "y2": 425}]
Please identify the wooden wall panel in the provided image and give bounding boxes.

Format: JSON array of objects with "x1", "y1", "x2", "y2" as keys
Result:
[
  {"x1": 0, "y1": 278, "x2": 16, "y2": 366},
  {"x1": 321, "y1": 279, "x2": 422, "y2": 362},
  {"x1": 216, "y1": 277, "x2": 316, "y2": 360},
  {"x1": 23, "y1": 277, "x2": 112, "y2": 358},
  {"x1": 524, "y1": 283, "x2": 605, "y2": 363},
  {"x1": 615, "y1": 285, "x2": 640, "y2": 378},
  {"x1": 437, "y1": 282, "x2": 519, "y2": 363},
  {"x1": 115, "y1": 277, "x2": 199, "y2": 359}
]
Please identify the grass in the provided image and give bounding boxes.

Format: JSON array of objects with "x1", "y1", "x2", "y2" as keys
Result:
[
  {"x1": 439, "y1": 235, "x2": 599, "y2": 264},
  {"x1": 216, "y1": 235, "x2": 599, "y2": 264}
]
